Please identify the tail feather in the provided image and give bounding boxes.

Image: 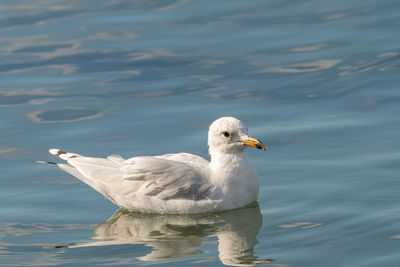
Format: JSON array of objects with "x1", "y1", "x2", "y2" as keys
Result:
[
  {"x1": 49, "y1": 149, "x2": 82, "y2": 161},
  {"x1": 48, "y1": 148, "x2": 122, "y2": 205},
  {"x1": 37, "y1": 160, "x2": 58, "y2": 165}
]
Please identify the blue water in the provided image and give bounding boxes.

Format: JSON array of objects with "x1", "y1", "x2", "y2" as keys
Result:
[{"x1": 1, "y1": 0, "x2": 400, "y2": 266}]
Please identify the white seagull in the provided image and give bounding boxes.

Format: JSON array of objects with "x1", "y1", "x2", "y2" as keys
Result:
[{"x1": 48, "y1": 117, "x2": 265, "y2": 214}]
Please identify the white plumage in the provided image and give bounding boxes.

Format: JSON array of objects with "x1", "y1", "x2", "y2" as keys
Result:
[{"x1": 49, "y1": 117, "x2": 265, "y2": 214}]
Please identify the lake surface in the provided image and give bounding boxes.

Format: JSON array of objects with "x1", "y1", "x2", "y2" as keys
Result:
[{"x1": 1, "y1": 0, "x2": 400, "y2": 266}]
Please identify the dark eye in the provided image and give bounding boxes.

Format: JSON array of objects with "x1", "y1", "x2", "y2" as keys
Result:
[{"x1": 222, "y1": 131, "x2": 230, "y2": 137}]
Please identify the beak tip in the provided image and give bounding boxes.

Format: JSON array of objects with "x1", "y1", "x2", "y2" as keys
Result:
[
  {"x1": 256, "y1": 143, "x2": 265, "y2": 150},
  {"x1": 240, "y1": 136, "x2": 266, "y2": 151},
  {"x1": 261, "y1": 145, "x2": 267, "y2": 151}
]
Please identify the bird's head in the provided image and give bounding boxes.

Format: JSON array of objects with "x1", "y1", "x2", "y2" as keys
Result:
[{"x1": 208, "y1": 117, "x2": 265, "y2": 155}]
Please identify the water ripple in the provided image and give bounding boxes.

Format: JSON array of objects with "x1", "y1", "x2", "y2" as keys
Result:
[
  {"x1": 339, "y1": 52, "x2": 400, "y2": 75},
  {"x1": 28, "y1": 107, "x2": 112, "y2": 123},
  {"x1": 278, "y1": 222, "x2": 323, "y2": 229},
  {"x1": 0, "y1": 147, "x2": 16, "y2": 154},
  {"x1": 255, "y1": 59, "x2": 342, "y2": 74}
]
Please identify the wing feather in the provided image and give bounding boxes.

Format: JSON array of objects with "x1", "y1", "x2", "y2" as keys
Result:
[
  {"x1": 121, "y1": 156, "x2": 215, "y2": 201},
  {"x1": 50, "y1": 149, "x2": 216, "y2": 204}
]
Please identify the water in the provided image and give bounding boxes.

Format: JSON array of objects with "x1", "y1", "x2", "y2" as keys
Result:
[{"x1": 1, "y1": 0, "x2": 400, "y2": 266}]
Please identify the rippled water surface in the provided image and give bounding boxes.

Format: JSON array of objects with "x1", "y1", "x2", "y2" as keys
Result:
[{"x1": 1, "y1": 0, "x2": 400, "y2": 266}]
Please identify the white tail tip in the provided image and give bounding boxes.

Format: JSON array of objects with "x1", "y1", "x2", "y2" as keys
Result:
[{"x1": 49, "y1": 149, "x2": 60, "y2": 155}]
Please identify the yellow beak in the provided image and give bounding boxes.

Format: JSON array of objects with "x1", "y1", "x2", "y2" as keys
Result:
[{"x1": 240, "y1": 136, "x2": 266, "y2": 150}]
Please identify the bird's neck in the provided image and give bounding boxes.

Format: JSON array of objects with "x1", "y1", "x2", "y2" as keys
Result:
[
  {"x1": 209, "y1": 151, "x2": 254, "y2": 187},
  {"x1": 209, "y1": 151, "x2": 259, "y2": 208}
]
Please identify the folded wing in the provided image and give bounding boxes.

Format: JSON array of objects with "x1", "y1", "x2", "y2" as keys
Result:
[
  {"x1": 122, "y1": 156, "x2": 216, "y2": 201},
  {"x1": 50, "y1": 149, "x2": 216, "y2": 206}
]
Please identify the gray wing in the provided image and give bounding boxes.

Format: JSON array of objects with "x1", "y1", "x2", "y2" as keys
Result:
[{"x1": 121, "y1": 156, "x2": 216, "y2": 201}]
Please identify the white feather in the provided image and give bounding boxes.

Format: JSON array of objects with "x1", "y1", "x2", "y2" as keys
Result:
[{"x1": 49, "y1": 117, "x2": 264, "y2": 214}]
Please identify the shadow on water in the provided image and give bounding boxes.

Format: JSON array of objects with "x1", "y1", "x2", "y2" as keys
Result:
[{"x1": 47, "y1": 203, "x2": 274, "y2": 266}]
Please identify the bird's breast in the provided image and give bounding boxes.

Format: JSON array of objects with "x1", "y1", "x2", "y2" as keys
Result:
[{"x1": 209, "y1": 153, "x2": 259, "y2": 206}]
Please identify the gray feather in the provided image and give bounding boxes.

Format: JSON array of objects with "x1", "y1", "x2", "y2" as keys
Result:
[{"x1": 122, "y1": 156, "x2": 215, "y2": 201}]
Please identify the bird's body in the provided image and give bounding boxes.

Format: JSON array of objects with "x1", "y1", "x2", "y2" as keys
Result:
[{"x1": 49, "y1": 117, "x2": 265, "y2": 214}]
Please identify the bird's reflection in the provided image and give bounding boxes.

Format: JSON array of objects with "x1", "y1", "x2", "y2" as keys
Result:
[{"x1": 65, "y1": 203, "x2": 268, "y2": 266}]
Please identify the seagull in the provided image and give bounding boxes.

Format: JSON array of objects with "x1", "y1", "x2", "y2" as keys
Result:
[{"x1": 48, "y1": 117, "x2": 265, "y2": 214}]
